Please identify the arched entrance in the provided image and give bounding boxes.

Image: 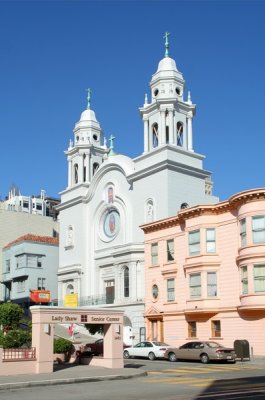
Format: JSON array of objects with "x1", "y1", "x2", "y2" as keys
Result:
[{"x1": 31, "y1": 306, "x2": 124, "y2": 373}]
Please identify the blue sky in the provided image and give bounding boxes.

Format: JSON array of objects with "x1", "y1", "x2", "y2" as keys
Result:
[{"x1": 0, "y1": 0, "x2": 264, "y2": 202}]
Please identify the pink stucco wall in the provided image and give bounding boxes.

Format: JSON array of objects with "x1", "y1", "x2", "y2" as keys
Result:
[{"x1": 142, "y1": 188, "x2": 265, "y2": 356}]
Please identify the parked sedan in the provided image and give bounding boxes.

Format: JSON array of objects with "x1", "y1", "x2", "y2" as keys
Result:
[
  {"x1": 123, "y1": 341, "x2": 171, "y2": 361},
  {"x1": 164, "y1": 341, "x2": 236, "y2": 364}
]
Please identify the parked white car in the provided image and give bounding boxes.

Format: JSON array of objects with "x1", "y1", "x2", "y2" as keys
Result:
[{"x1": 123, "y1": 341, "x2": 171, "y2": 361}]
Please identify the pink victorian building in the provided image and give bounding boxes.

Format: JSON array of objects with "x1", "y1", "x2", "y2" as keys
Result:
[{"x1": 141, "y1": 188, "x2": 265, "y2": 356}]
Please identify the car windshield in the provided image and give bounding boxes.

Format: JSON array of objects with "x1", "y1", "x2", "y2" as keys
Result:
[
  {"x1": 206, "y1": 342, "x2": 222, "y2": 348},
  {"x1": 153, "y1": 342, "x2": 169, "y2": 346}
]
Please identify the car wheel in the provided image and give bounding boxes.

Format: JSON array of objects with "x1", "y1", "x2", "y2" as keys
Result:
[
  {"x1": 200, "y1": 353, "x2": 209, "y2": 364},
  {"x1": 168, "y1": 352, "x2": 177, "y2": 362},
  {"x1": 123, "y1": 350, "x2": 130, "y2": 359},
  {"x1": 148, "y1": 352, "x2": 156, "y2": 361}
]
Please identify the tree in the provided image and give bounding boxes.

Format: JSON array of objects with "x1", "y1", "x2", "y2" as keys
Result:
[
  {"x1": 84, "y1": 324, "x2": 104, "y2": 336},
  {"x1": 0, "y1": 303, "x2": 23, "y2": 332}
]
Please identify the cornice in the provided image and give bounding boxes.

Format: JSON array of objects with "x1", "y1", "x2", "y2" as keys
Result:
[{"x1": 141, "y1": 188, "x2": 265, "y2": 234}]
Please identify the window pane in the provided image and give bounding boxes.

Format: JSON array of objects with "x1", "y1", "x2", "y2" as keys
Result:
[
  {"x1": 241, "y1": 266, "x2": 248, "y2": 294},
  {"x1": 167, "y1": 240, "x2": 174, "y2": 261},
  {"x1": 240, "y1": 219, "x2": 247, "y2": 247},
  {"x1": 252, "y1": 216, "x2": 265, "y2": 244},
  {"x1": 188, "y1": 321, "x2": 196, "y2": 338},
  {"x1": 206, "y1": 229, "x2": 215, "y2": 241},
  {"x1": 207, "y1": 272, "x2": 217, "y2": 297},
  {"x1": 206, "y1": 228, "x2": 216, "y2": 253},
  {"x1": 190, "y1": 273, "x2": 201, "y2": 298},
  {"x1": 167, "y1": 279, "x2": 175, "y2": 301},
  {"x1": 189, "y1": 230, "x2": 200, "y2": 244},
  {"x1": 254, "y1": 265, "x2": 265, "y2": 293},
  {"x1": 151, "y1": 243, "x2": 158, "y2": 265},
  {"x1": 212, "y1": 320, "x2": 221, "y2": 337},
  {"x1": 253, "y1": 216, "x2": 265, "y2": 230}
]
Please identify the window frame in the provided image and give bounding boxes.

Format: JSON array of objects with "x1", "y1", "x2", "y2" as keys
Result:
[
  {"x1": 206, "y1": 228, "x2": 216, "y2": 253},
  {"x1": 189, "y1": 273, "x2": 201, "y2": 298},
  {"x1": 211, "y1": 320, "x2": 221, "y2": 337},
  {"x1": 254, "y1": 264, "x2": 265, "y2": 293},
  {"x1": 188, "y1": 230, "x2": 200, "y2": 256},
  {"x1": 240, "y1": 218, "x2": 247, "y2": 247},
  {"x1": 241, "y1": 265, "x2": 248, "y2": 294},
  {"x1": 167, "y1": 278, "x2": 175, "y2": 302},
  {"x1": 252, "y1": 215, "x2": 265, "y2": 244},
  {"x1": 124, "y1": 266, "x2": 129, "y2": 298},
  {"x1": 188, "y1": 321, "x2": 197, "y2": 338},
  {"x1": 151, "y1": 243, "x2": 158, "y2": 265},
  {"x1": 166, "y1": 239, "x2": 175, "y2": 262},
  {"x1": 207, "y1": 271, "x2": 217, "y2": 297}
]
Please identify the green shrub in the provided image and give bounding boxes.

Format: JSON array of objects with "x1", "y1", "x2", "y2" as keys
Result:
[
  {"x1": 53, "y1": 338, "x2": 72, "y2": 354},
  {"x1": 1, "y1": 329, "x2": 31, "y2": 348}
]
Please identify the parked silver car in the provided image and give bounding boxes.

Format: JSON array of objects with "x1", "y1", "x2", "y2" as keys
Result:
[{"x1": 164, "y1": 341, "x2": 236, "y2": 364}]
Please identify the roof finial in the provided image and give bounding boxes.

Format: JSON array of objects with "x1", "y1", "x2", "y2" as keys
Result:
[
  {"x1": 86, "y1": 88, "x2": 92, "y2": 110},
  {"x1": 108, "y1": 134, "x2": 116, "y2": 156},
  {"x1": 164, "y1": 31, "x2": 170, "y2": 57}
]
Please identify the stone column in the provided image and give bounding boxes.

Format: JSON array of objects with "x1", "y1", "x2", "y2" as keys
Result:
[
  {"x1": 67, "y1": 157, "x2": 72, "y2": 187},
  {"x1": 160, "y1": 110, "x2": 166, "y2": 145},
  {"x1": 187, "y1": 111, "x2": 194, "y2": 152},
  {"x1": 144, "y1": 118, "x2": 149, "y2": 153},
  {"x1": 169, "y1": 110, "x2": 174, "y2": 144}
]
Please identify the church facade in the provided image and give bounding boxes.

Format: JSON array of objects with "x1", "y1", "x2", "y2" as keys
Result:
[{"x1": 57, "y1": 37, "x2": 218, "y2": 343}]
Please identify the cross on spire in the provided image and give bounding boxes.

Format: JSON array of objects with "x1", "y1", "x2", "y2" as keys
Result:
[
  {"x1": 109, "y1": 134, "x2": 116, "y2": 156},
  {"x1": 163, "y1": 31, "x2": 170, "y2": 57},
  {"x1": 86, "y1": 88, "x2": 92, "y2": 110}
]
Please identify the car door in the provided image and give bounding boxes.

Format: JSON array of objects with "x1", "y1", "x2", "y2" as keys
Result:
[
  {"x1": 191, "y1": 342, "x2": 204, "y2": 360},
  {"x1": 131, "y1": 342, "x2": 145, "y2": 357},
  {"x1": 176, "y1": 342, "x2": 194, "y2": 360}
]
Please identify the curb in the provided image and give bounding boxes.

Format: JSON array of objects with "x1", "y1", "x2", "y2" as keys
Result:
[{"x1": 0, "y1": 371, "x2": 148, "y2": 391}]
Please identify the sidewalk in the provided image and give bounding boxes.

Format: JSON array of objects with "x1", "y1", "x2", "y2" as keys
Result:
[
  {"x1": 0, "y1": 357, "x2": 264, "y2": 391},
  {"x1": 0, "y1": 364, "x2": 147, "y2": 391}
]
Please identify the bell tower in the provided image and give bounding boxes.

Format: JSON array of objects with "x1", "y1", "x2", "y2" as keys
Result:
[
  {"x1": 65, "y1": 89, "x2": 108, "y2": 188},
  {"x1": 140, "y1": 32, "x2": 196, "y2": 153}
]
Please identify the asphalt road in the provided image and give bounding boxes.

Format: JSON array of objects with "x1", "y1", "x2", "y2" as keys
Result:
[{"x1": 1, "y1": 359, "x2": 265, "y2": 400}]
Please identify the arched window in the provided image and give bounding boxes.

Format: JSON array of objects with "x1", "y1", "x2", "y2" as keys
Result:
[
  {"x1": 108, "y1": 187, "x2": 114, "y2": 203},
  {"x1": 74, "y1": 163, "x2": 78, "y2": 184},
  {"x1": 124, "y1": 266, "x2": 129, "y2": 297},
  {"x1": 152, "y1": 123, "x2": 159, "y2": 148},
  {"x1": 83, "y1": 154, "x2": 86, "y2": 182},
  {"x1": 66, "y1": 284, "x2": 74, "y2": 294},
  {"x1": 177, "y1": 122, "x2": 184, "y2": 146},
  {"x1": 93, "y1": 162, "x2": 99, "y2": 175}
]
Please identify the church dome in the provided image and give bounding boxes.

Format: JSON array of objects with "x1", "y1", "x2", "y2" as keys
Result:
[
  {"x1": 80, "y1": 109, "x2": 98, "y2": 123},
  {"x1": 157, "y1": 57, "x2": 178, "y2": 73}
]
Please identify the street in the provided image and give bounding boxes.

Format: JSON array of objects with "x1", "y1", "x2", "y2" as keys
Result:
[{"x1": 1, "y1": 359, "x2": 265, "y2": 400}]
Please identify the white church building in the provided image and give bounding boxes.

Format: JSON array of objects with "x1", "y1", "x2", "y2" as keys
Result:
[{"x1": 57, "y1": 35, "x2": 218, "y2": 343}]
